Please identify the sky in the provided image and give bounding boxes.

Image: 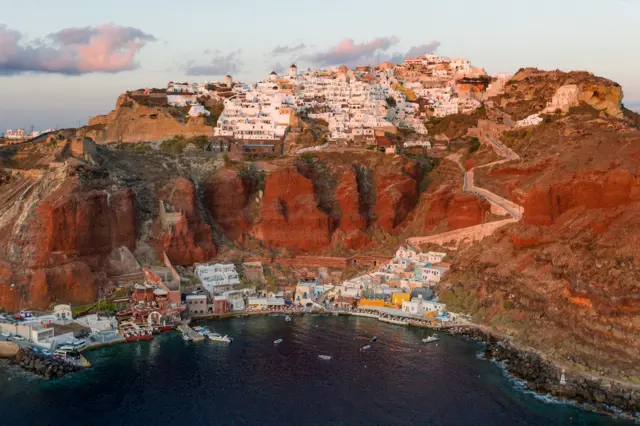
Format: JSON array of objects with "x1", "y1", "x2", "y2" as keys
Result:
[{"x1": 1, "y1": 0, "x2": 639, "y2": 130}]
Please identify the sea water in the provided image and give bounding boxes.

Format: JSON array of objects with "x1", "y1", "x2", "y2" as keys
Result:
[{"x1": 0, "y1": 316, "x2": 633, "y2": 426}]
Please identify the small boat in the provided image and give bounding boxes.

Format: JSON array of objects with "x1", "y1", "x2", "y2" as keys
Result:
[
  {"x1": 192, "y1": 326, "x2": 204, "y2": 332},
  {"x1": 274, "y1": 339, "x2": 283, "y2": 345},
  {"x1": 206, "y1": 332, "x2": 232, "y2": 343},
  {"x1": 1, "y1": 332, "x2": 11, "y2": 338},
  {"x1": 318, "y1": 355, "x2": 332, "y2": 361},
  {"x1": 422, "y1": 334, "x2": 439, "y2": 343},
  {"x1": 362, "y1": 345, "x2": 371, "y2": 351},
  {"x1": 371, "y1": 336, "x2": 377, "y2": 342},
  {"x1": 182, "y1": 334, "x2": 192, "y2": 341},
  {"x1": 285, "y1": 316, "x2": 292, "y2": 322}
]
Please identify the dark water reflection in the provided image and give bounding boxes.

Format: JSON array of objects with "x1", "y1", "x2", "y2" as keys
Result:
[{"x1": 0, "y1": 316, "x2": 633, "y2": 425}]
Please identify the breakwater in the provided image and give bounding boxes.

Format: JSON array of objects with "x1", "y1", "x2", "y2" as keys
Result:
[
  {"x1": 11, "y1": 348, "x2": 80, "y2": 379},
  {"x1": 447, "y1": 326, "x2": 640, "y2": 421}
]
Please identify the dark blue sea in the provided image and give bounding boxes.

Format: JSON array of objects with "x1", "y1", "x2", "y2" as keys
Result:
[{"x1": 0, "y1": 316, "x2": 633, "y2": 425}]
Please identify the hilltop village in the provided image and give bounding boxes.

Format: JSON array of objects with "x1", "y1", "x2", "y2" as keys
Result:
[
  {"x1": 163, "y1": 54, "x2": 491, "y2": 146},
  {"x1": 69, "y1": 53, "x2": 506, "y2": 153}
]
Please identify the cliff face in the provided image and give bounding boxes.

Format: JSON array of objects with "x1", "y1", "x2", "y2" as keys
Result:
[
  {"x1": 0, "y1": 135, "x2": 491, "y2": 309},
  {"x1": 423, "y1": 187, "x2": 491, "y2": 231},
  {"x1": 259, "y1": 167, "x2": 333, "y2": 252},
  {"x1": 0, "y1": 161, "x2": 139, "y2": 310},
  {"x1": 442, "y1": 103, "x2": 640, "y2": 379},
  {"x1": 149, "y1": 178, "x2": 216, "y2": 266},
  {"x1": 493, "y1": 68, "x2": 624, "y2": 120},
  {"x1": 204, "y1": 169, "x2": 251, "y2": 242},
  {"x1": 79, "y1": 93, "x2": 214, "y2": 143}
]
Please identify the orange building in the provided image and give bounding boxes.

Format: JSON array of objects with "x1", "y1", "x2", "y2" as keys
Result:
[{"x1": 359, "y1": 299, "x2": 385, "y2": 308}]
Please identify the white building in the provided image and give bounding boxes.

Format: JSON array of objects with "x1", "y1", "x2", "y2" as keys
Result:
[
  {"x1": 395, "y1": 246, "x2": 418, "y2": 260},
  {"x1": 53, "y1": 304, "x2": 73, "y2": 321},
  {"x1": 188, "y1": 103, "x2": 210, "y2": 117},
  {"x1": 221, "y1": 290, "x2": 246, "y2": 311},
  {"x1": 516, "y1": 114, "x2": 543, "y2": 128},
  {"x1": 195, "y1": 263, "x2": 241, "y2": 295},
  {"x1": 418, "y1": 252, "x2": 447, "y2": 263},
  {"x1": 544, "y1": 84, "x2": 580, "y2": 113},
  {"x1": 421, "y1": 266, "x2": 448, "y2": 283}
]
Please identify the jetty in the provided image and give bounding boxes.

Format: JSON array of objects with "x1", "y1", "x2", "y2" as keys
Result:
[{"x1": 178, "y1": 322, "x2": 205, "y2": 342}]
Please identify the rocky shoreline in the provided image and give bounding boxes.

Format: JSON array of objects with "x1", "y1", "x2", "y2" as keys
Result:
[
  {"x1": 10, "y1": 348, "x2": 80, "y2": 379},
  {"x1": 447, "y1": 326, "x2": 640, "y2": 421}
]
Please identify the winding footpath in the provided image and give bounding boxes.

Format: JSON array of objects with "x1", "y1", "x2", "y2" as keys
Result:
[{"x1": 407, "y1": 132, "x2": 524, "y2": 249}]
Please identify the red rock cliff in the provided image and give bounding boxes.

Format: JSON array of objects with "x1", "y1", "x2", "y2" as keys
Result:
[
  {"x1": 204, "y1": 169, "x2": 250, "y2": 242},
  {"x1": 151, "y1": 177, "x2": 216, "y2": 266},
  {"x1": 259, "y1": 167, "x2": 332, "y2": 252}
]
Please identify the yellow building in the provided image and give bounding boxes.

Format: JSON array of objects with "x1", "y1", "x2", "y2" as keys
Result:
[
  {"x1": 359, "y1": 299, "x2": 385, "y2": 308},
  {"x1": 391, "y1": 293, "x2": 411, "y2": 306}
]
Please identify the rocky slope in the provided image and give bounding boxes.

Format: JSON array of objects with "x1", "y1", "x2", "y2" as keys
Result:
[
  {"x1": 78, "y1": 92, "x2": 214, "y2": 143},
  {"x1": 442, "y1": 81, "x2": 640, "y2": 380},
  {"x1": 491, "y1": 68, "x2": 624, "y2": 120}
]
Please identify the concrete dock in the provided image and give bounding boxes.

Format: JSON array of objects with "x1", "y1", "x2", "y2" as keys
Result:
[{"x1": 178, "y1": 323, "x2": 205, "y2": 342}]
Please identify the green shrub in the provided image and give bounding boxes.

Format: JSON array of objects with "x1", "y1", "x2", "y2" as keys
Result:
[
  {"x1": 159, "y1": 136, "x2": 185, "y2": 154},
  {"x1": 469, "y1": 138, "x2": 480, "y2": 153}
]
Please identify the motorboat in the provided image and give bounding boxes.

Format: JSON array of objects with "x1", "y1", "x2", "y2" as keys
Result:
[
  {"x1": 206, "y1": 332, "x2": 232, "y2": 343},
  {"x1": 371, "y1": 336, "x2": 378, "y2": 342},
  {"x1": 422, "y1": 334, "x2": 440, "y2": 343},
  {"x1": 192, "y1": 326, "x2": 204, "y2": 332},
  {"x1": 274, "y1": 339, "x2": 283, "y2": 345},
  {"x1": 1, "y1": 332, "x2": 11, "y2": 338},
  {"x1": 182, "y1": 334, "x2": 192, "y2": 341},
  {"x1": 318, "y1": 355, "x2": 332, "y2": 361},
  {"x1": 361, "y1": 345, "x2": 371, "y2": 351},
  {"x1": 285, "y1": 316, "x2": 292, "y2": 322}
]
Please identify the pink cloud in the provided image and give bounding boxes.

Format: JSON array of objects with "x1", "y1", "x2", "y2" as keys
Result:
[
  {"x1": 0, "y1": 23, "x2": 155, "y2": 76},
  {"x1": 307, "y1": 37, "x2": 399, "y2": 66}
]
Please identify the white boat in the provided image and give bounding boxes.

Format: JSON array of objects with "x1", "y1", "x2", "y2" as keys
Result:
[
  {"x1": 361, "y1": 345, "x2": 371, "y2": 351},
  {"x1": 192, "y1": 326, "x2": 204, "y2": 332},
  {"x1": 1, "y1": 332, "x2": 10, "y2": 338},
  {"x1": 285, "y1": 316, "x2": 292, "y2": 322},
  {"x1": 206, "y1": 332, "x2": 232, "y2": 343},
  {"x1": 182, "y1": 334, "x2": 192, "y2": 341},
  {"x1": 274, "y1": 339, "x2": 283, "y2": 345},
  {"x1": 318, "y1": 355, "x2": 332, "y2": 360},
  {"x1": 422, "y1": 334, "x2": 439, "y2": 343},
  {"x1": 13, "y1": 335, "x2": 25, "y2": 341}
]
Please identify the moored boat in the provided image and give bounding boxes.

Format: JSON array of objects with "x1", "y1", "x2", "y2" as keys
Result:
[
  {"x1": 318, "y1": 355, "x2": 332, "y2": 360},
  {"x1": 274, "y1": 339, "x2": 283, "y2": 345},
  {"x1": 422, "y1": 334, "x2": 439, "y2": 343},
  {"x1": 206, "y1": 332, "x2": 232, "y2": 343}
]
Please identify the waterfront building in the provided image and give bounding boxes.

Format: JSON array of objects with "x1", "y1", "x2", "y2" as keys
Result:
[
  {"x1": 294, "y1": 278, "x2": 321, "y2": 304},
  {"x1": 53, "y1": 304, "x2": 73, "y2": 321},
  {"x1": 221, "y1": 290, "x2": 246, "y2": 311},
  {"x1": 186, "y1": 294, "x2": 208, "y2": 316},
  {"x1": 391, "y1": 292, "x2": 412, "y2": 306}
]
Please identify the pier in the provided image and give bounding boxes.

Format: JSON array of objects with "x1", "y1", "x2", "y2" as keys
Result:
[{"x1": 177, "y1": 323, "x2": 205, "y2": 342}]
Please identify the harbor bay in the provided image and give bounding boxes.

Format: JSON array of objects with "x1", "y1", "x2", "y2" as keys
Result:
[{"x1": 0, "y1": 316, "x2": 632, "y2": 426}]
